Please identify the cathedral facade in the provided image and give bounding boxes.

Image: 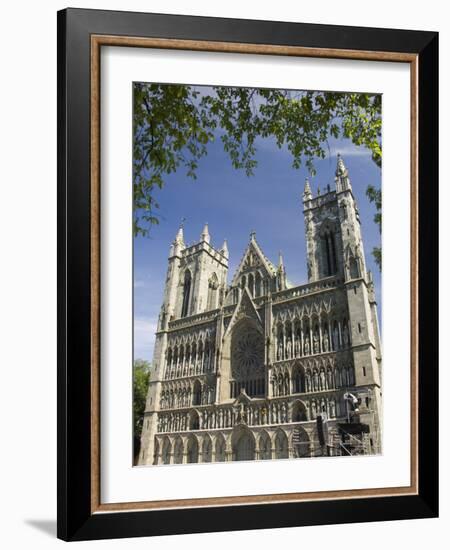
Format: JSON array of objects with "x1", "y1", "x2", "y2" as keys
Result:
[{"x1": 138, "y1": 155, "x2": 382, "y2": 466}]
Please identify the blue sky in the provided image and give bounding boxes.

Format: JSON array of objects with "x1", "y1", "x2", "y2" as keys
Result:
[{"x1": 133, "y1": 102, "x2": 382, "y2": 362}]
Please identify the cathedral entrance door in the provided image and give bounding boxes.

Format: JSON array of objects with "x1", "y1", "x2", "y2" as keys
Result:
[{"x1": 234, "y1": 432, "x2": 255, "y2": 461}]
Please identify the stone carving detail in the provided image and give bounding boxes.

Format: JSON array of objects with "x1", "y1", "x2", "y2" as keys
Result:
[
  {"x1": 231, "y1": 324, "x2": 264, "y2": 379},
  {"x1": 243, "y1": 250, "x2": 261, "y2": 270}
]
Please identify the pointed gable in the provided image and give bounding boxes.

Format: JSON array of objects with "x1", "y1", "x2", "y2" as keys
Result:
[
  {"x1": 230, "y1": 234, "x2": 277, "y2": 287},
  {"x1": 224, "y1": 287, "x2": 262, "y2": 339}
]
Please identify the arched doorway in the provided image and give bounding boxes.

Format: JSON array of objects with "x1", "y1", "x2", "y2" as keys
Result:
[
  {"x1": 186, "y1": 436, "x2": 199, "y2": 463},
  {"x1": 232, "y1": 428, "x2": 255, "y2": 461},
  {"x1": 292, "y1": 426, "x2": 311, "y2": 458},
  {"x1": 215, "y1": 435, "x2": 226, "y2": 462},
  {"x1": 274, "y1": 430, "x2": 289, "y2": 459},
  {"x1": 292, "y1": 400, "x2": 308, "y2": 422},
  {"x1": 259, "y1": 431, "x2": 272, "y2": 460}
]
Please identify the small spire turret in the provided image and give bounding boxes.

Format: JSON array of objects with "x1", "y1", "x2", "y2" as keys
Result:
[
  {"x1": 335, "y1": 153, "x2": 352, "y2": 192},
  {"x1": 201, "y1": 223, "x2": 210, "y2": 244},
  {"x1": 221, "y1": 239, "x2": 229, "y2": 258},
  {"x1": 303, "y1": 177, "x2": 312, "y2": 201}
]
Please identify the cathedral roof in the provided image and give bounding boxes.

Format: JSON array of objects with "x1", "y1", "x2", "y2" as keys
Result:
[{"x1": 230, "y1": 232, "x2": 277, "y2": 286}]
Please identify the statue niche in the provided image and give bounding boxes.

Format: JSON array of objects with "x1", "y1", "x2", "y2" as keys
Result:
[{"x1": 230, "y1": 319, "x2": 265, "y2": 398}]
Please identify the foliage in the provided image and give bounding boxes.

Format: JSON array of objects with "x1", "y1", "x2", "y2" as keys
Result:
[
  {"x1": 133, "y1": 358, "x2": 151, "y2": 458},
  {"x1": 366, "y1": 185, "x2": 382, "y2": 269},
  {"x1": 133, "y1": 84, "x2": 382, "y2": 233}
]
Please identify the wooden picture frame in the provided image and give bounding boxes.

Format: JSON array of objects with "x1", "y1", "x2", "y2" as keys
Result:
[{"x1": 57, "y1": 8, "x2": 438, "y2": 541}]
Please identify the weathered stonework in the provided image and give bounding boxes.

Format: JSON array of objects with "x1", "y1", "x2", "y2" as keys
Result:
[{"x1": 138, "y1": 156, "x2": 382, "y2": 466}]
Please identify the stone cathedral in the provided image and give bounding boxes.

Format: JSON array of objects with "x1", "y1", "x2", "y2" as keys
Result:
[{"x1": 138, "y1": 155, "x2": 382, "y2": 466}]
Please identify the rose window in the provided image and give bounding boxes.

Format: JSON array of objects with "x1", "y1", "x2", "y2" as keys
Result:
[{"x1": 231, "y1": 323, "x2": 264, "y2": 379}]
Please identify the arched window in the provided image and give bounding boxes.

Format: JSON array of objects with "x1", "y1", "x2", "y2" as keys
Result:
[
  {"x1": 259, "y1": 431, "x2": 271, "y2": 460},
  {"x1": 173, "y1": 437, "x2": 183, "y2": 464},
  {"x1": 248, "y1": 273, "x2": 254, "y2": 297},
  {"x1": 321, "y1": 229, "x2": 337, "y2": 277},
  {"x1": 292, "y1": 365, "x2": 305, "y2": 393},
  {"x1": 215, "y1": 435, "x2": 226, "y2": 462},
  {"x1": 207, "y1": 273, "x2": 219, "y2": 311},
  {"x1": 292, "y1": 426, "x2": 310, "y2": 458},
  {"x1": 274, "y1": 431, "x2": 289, "y2": 459},
  {"x1": 181, "y1": 270, "x2": 192, "y2": 317},
  {"x1": 192, "y1": 380, "x2": 202, "y2": 406},
  {"x1": 189, "y1": 410, "x2": 200, "y2": 430},
  {"x1": 292, "y1": 401, "x2": 308, "y2": 422},
  {"x1": 186, "y1": 436, "x2": 199, "y2": 463},
  {"x1": 161, "y1": 437, "x2": 171, "y2": 465},
  {"x1": 349, "y1": 256, "x2": 360, "y2": 279},
  {"x1": 202, "y1": 437, "x2": 212, "y2": 463},
  {"x1": 230, "y1": 320, "x2": 265, "y2": 398},
  {"x1": 255, "y1": 272, "x2": 262, "y2": 297}
]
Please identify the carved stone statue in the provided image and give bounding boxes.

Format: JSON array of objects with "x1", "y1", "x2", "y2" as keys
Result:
[
  {"x1": 323, "y1": 333, "x2": 329, "y2": 352},
  {"x1": 319, "y1": 369, "x2": 326, "y2": 390},
  {"x1": 304, "y1": 338, "x2": 310, "y2": 355},
  {"x1": 286, "y1": 339, "x2": 292, "y2": 359},
  {"x1": 305, "y1": 372, "x2": 311, "y2": 392},
  {"x1": 327, "y1": 368, "x2": 333, "y2": 389},
  {"x1": 277, "y1": 340, "x2": 283, "y2": 361},
  {"x1": 313, "y1": 331, "x2": 319, "y2": 353},
  {"x1": 294, "y1": 338, "x2": 300, "y2": 357},
  {"x1": 313, "y1": 370, "x2": 319, "y2": 391}
]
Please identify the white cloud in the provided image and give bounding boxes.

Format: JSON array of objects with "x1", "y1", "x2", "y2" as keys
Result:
[{"x1": 328, "y1": 144, "x2": 372, "y2": 158}]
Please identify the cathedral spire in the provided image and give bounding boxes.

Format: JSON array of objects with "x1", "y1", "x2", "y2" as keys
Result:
[
  {"x1": 335, "y1": 153, "x2": 352, "y2": 192},
  {"x1": 278, "y1": 250, "x2": 284, "y2": 270},
  {"x1": 170, "y1": 223, "x2": 185, "y2": 256},
  {"x1": 174, "y1": 224, "x2": 185, "y2": 245},
  {"x1": 221, "y1": 239, "x2": 229, "y2": 259},
  {"x1": 201, "y1": 222, "x2": 210, "y2": 244},
  {"x1": 303, "y1": 177, "x2": 312, "y2": 202},
  {"x1": 336, "y1": 153, "x2": 347, "y2": 176}
]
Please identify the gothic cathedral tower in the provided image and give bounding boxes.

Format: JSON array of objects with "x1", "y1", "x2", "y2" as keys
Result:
[
  {"x1": 303, "y1": 155, "x2": 382, "y2": 445},
  {"x1": 139, "y1": 224, "x2": 228, "y2": 464}
]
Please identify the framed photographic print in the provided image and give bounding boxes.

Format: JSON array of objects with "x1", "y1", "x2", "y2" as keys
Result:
[{"x1": 57, "y1": 8, "x2": 439, "y2": 541}]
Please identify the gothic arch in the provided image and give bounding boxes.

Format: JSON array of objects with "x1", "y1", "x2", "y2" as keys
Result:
[
  {"x1": 186, "y1": 435, "x2": 199, "y2": 464},
  {"x1": 202, "y1": 435, "x2": 213, "y2": 463},
  {"x1": 181, "y1": 269, "x2": 192, "y2": 317},
  {"x1": 188, "y1": 409, "x2": 200, "y2": 430},
  {"x1": 173, "y1": 436, "x2": 183, "y2": 464},
  {"x1": 274, "y1": 429, "x2": 289, "y2": 459},
  {"x1": 290, "y1": 426, "x2": 311, "y2": 458},
  {"x1": 319, "y1": 219, "x2": 338, "y2": 277},
  {"x1": 231, "y1": 426, "x2": 256, "y2": 461},
  {"x1": 192, "y1": 380, "x2": 202, "y2": 406},
  {"x1": 207, "y1": 272, "x2": 219, "y2": 310},
  {"x1": 292, "y1": 363, "x2": 305, "y2": 393},
  {"x1": 229, "y1": 318, "x2": 264, "y2": 398},
  {"x1": 292, "y1": 400, "x2": 308, "y2": 422},
  {"x1": 258, "y1": 430, "x2": 272, "y2": 460},
  {"x1": 215, "y1": 433, "x2": 226, "y2": 462},
  {"x1": 161, "y1": 436, "x2": 172, "y2": 465}
]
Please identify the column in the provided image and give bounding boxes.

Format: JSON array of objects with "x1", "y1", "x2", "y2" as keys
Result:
[
  {"x1": 319, "y1": 319, "x2": 323, "y2": 354},
  {"x1": 300, "y1": 319, "x2": 304, "y2": 357}
]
